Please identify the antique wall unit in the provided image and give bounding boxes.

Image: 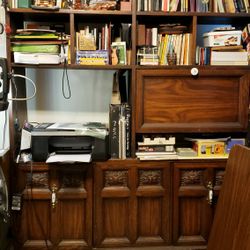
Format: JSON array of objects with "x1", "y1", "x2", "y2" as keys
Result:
[{"x1": 5, "y1": 0, "x2": 250, "y2": 249}]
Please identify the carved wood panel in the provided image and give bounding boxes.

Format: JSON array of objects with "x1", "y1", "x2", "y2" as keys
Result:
[
  {"x1": 104, "y1": 170, "x2": 128, "y2": 187},
  {"x1": 26, "y1": 172, "x2": 49, "y2": 188},
  {"x1": 173, "y1": 161, "x2": 226, "y2": 246},
  {"x1": 136, "y1": 166, "x2": 171, "y2": 245},
  {"x1": 139, "y1": 170, "x2": 161, "y2": 186},
  {"x1": 94, "y1": 161, "x2": 171, "y2": 247},
  {"x1": 180, "y1": 170, "x2": 203, "y2": 186},
  {"x1": 17, "y1": 165, "x2": 92, "y2": 249}
]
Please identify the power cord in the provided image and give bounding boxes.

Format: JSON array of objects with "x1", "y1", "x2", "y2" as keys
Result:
[
  {"x1": 28, "y1": 161, "x2": 50, "y2": 249},
  {"x1": 8, "y1": 73, "x2": 37, "y2": 101},
  {"x1": 62, "y1": 59, "x2": 71, "y2": 99},
  {"x1": 61, "y1": 33, "x2": 71, "y2": 99}
]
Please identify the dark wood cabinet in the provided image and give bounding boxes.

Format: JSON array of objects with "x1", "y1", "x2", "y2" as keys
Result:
[
  {"x1": 172, "y1": 160, "x2": 226, "y2": 246},
  {"x1": 136, "y1": 68, "x2": 249, "y2": 133},
  {"x1": 14, "y1": 164, "x2": 92, "y2": 249},
  {"x1": 4, "y1": 1, "x2": 250, "y2": 249},
  {"x1": 94, "y1": 160, "x2": 171, "y2": 247}
]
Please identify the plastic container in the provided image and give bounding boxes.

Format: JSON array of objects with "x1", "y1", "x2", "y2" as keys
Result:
[{"x1": 203, "y1": 30, "x2": 242, "y2": 47}]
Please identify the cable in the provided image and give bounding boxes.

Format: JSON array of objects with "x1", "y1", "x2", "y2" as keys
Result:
[
  {"x1": 62, "y1": 61, "x2": 71, "y2": 99},
  {"x1": 8, "y1": 74, "x2": 37, "y2": 101},
  {"x1": 61, "y1": 34, "x2": 71, "y2": 99},
  {"x1": 28, "y1": 161, "x2": 50, "y2": 250}
]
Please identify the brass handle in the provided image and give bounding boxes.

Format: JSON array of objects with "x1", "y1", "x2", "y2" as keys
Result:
[
  {"x1": 51, "y1": 184, "x2": 57, "y2": 209},
  {"x1": 206, "y1": 181, "x2": 213, "y2": 205}
]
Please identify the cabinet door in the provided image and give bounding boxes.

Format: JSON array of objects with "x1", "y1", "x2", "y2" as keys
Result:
[
  {"x1": 16, "y1": 167, "x2": 53, "y2": 249},
  {"x1": 136, "y1": 69, "x2": 249, "y2": 133},
  {"x1": 172, "y1": 161, "x2": 226, "y2": 246},
  {"x1": 15, "y1": 164, "x2": 92, "y2": 250},
  {"x1": 54, "y1": 166, "x2": 92, "y2": 249},
  {"x1": 94, "y1": 160, "x2": 171, "y2": 247}
]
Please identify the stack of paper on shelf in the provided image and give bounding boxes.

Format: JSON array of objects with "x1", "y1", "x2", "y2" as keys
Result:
[{"x1": 12, "y1": 29, "x2": 66, "y2": 64}]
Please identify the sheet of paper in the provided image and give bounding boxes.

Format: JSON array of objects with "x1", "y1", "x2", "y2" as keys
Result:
[
  {"x1": 20, "y1": 129, "x2": 31, "y2": 150},
  {"x1": 46, "y1": 153, "x2": 92, "y2": 163}
]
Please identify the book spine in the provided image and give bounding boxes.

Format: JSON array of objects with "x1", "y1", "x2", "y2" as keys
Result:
[
  {"x1": 124, "y1": 104, "x2": 131, "y2": 158},
  {"x1": 119, "y1": 115, "x2": 126, "y2": 159},
  {"x1": 109, "y1": 104, "x2": 120, "y2": 158}
]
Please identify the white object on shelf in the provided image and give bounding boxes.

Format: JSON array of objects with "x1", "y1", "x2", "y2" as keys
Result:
[{"x1": 203, "y1": 30, "x2": 242, "y2": 47}]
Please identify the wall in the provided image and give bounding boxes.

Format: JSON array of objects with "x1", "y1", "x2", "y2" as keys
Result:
[{"x1": 26, "y1": 69, "x2": 114, "y2": 124}]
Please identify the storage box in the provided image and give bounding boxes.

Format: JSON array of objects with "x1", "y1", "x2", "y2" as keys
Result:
[
  {"x1": 18, "y1": 0, "x2": 31, "y2": 8},
  {"x1": 193, "y1": 140, "x2": 225, "y2": 157},
  {"x1": 76, "y1": 50, "x2": 109, "y2": 65},
  {"x1": 203, "y1": 30, "x2": 242, "y2": 47}
]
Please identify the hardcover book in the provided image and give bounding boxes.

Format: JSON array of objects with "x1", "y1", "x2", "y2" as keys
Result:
[{"x1": 109, "y1": 104, "x2": 121, "y2": 158}]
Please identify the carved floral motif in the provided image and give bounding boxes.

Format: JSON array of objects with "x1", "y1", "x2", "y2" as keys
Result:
[
  {"x1": 62, "y1": 172, "x2": 84, "y2": 188},
  {"x1": 180, "y1": 170, "x2": 203, "y2": 186},
  {"x1": 26, "y1": 172, "x2": 48, "y2": 188},
  {"x1": 104, "y1": 171, "x2": 128, "y2": 187},
  {"x1": 215, "y1": 170, "x2": 225, "y2": 186},
  {"x1": 139, "y1": 170, "x2": 161, "y2": 186}
]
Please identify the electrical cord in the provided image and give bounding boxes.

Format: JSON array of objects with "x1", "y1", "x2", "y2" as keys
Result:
[
  {"x1": 61, "y1": 33, "x2": 71, "y2": 99},
  {"x1": 28, "y1": 161, "x2": 50, "y2": 250},
  {"x1": 8, "y1": 74, "x2": 37, "y2": 101},
  {"x1": 62, "y1": 60, "x2": 71, "y2": 99}
]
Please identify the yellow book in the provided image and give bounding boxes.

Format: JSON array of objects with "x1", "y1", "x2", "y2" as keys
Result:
[{"x1": 160, "y1": 34, "x2": 168, "y2": 65}]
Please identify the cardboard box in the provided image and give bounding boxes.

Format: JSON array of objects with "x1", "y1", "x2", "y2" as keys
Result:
[
  {"x1": 203, "y1": 30, "x2": 242, "y2": 47},
  {"x1": 193, "y1": 140, "x2": 225, "y2": 157}
]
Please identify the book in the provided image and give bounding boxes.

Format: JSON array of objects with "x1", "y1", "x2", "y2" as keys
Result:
[
  {"x1": 109, "y1": 103, "x2": 131, "y2": 159},
  {"x1": 76, "y1": 50, "x2": 109, "y2": 65},
  {"x1": 210, "y1": 50, "x2": 248, "y2": 65},
  {"x1": 118, "y1": 115, "x2": 126, "y2": 159},
  {"x1": 138, "y1": 145, "x2": 175, "y2": 152},
  {"x1": 136, "y1": 150, "x2": 177, "y2": 156},
  {"x1": 123, "y1": 104, "x2": 131, "y2": 158},
  {"x1": 12, "y1": 44, "x2": 60, "y2": 53},
  {"x1": 176, "y1": 147, "x2": 197, "y2": 157},
  {"x1": 137, "y1": 25, "x2": 146, "y2": 46},
  {"x1": 109, "y1": 104, "x2": 121, "y2": 158},
  {"x1": 111, "y1": 41, "x2": 127, "y2": 65},
  {"x1": 211, "y1": 45, "x2": 243, "y2": 51}
]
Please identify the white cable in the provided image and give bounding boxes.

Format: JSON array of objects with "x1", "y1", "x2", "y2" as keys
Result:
[{"x1": 8, "y1": 74, "x2": 37, "y2": 101}]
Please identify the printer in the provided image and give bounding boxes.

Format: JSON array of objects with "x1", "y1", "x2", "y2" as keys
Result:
[{"x1": 30, "y1": 122, "x2": 109, "y2": 162}]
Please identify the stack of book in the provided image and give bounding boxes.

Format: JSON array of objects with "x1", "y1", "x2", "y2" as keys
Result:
[
  {"x1": 137, "y1": 46, "x2": 159, "y2": 65},
  {"x1": 12, "y1": 29, "x2": 68, "y2": 64},
  {"x1": 109, "y1": 103, "x2": 131, "y2": 159},
  {"x1": 109, "y1": 71, "x2": 131, "y2": 159},
  {"x1": 136, "y1": 24, "x2": 191, "y2": 65},
  {"x1": 136, "y1": 136, "x2": 178, "y2": 160},
  {"x1": 210, "y1": 47, "x2": 248, "y2": 65}
]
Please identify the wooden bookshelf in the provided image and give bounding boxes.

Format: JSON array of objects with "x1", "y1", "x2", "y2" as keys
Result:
[{"x1": 5, "y1": 1, "x2": 250, "y2": 249}]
